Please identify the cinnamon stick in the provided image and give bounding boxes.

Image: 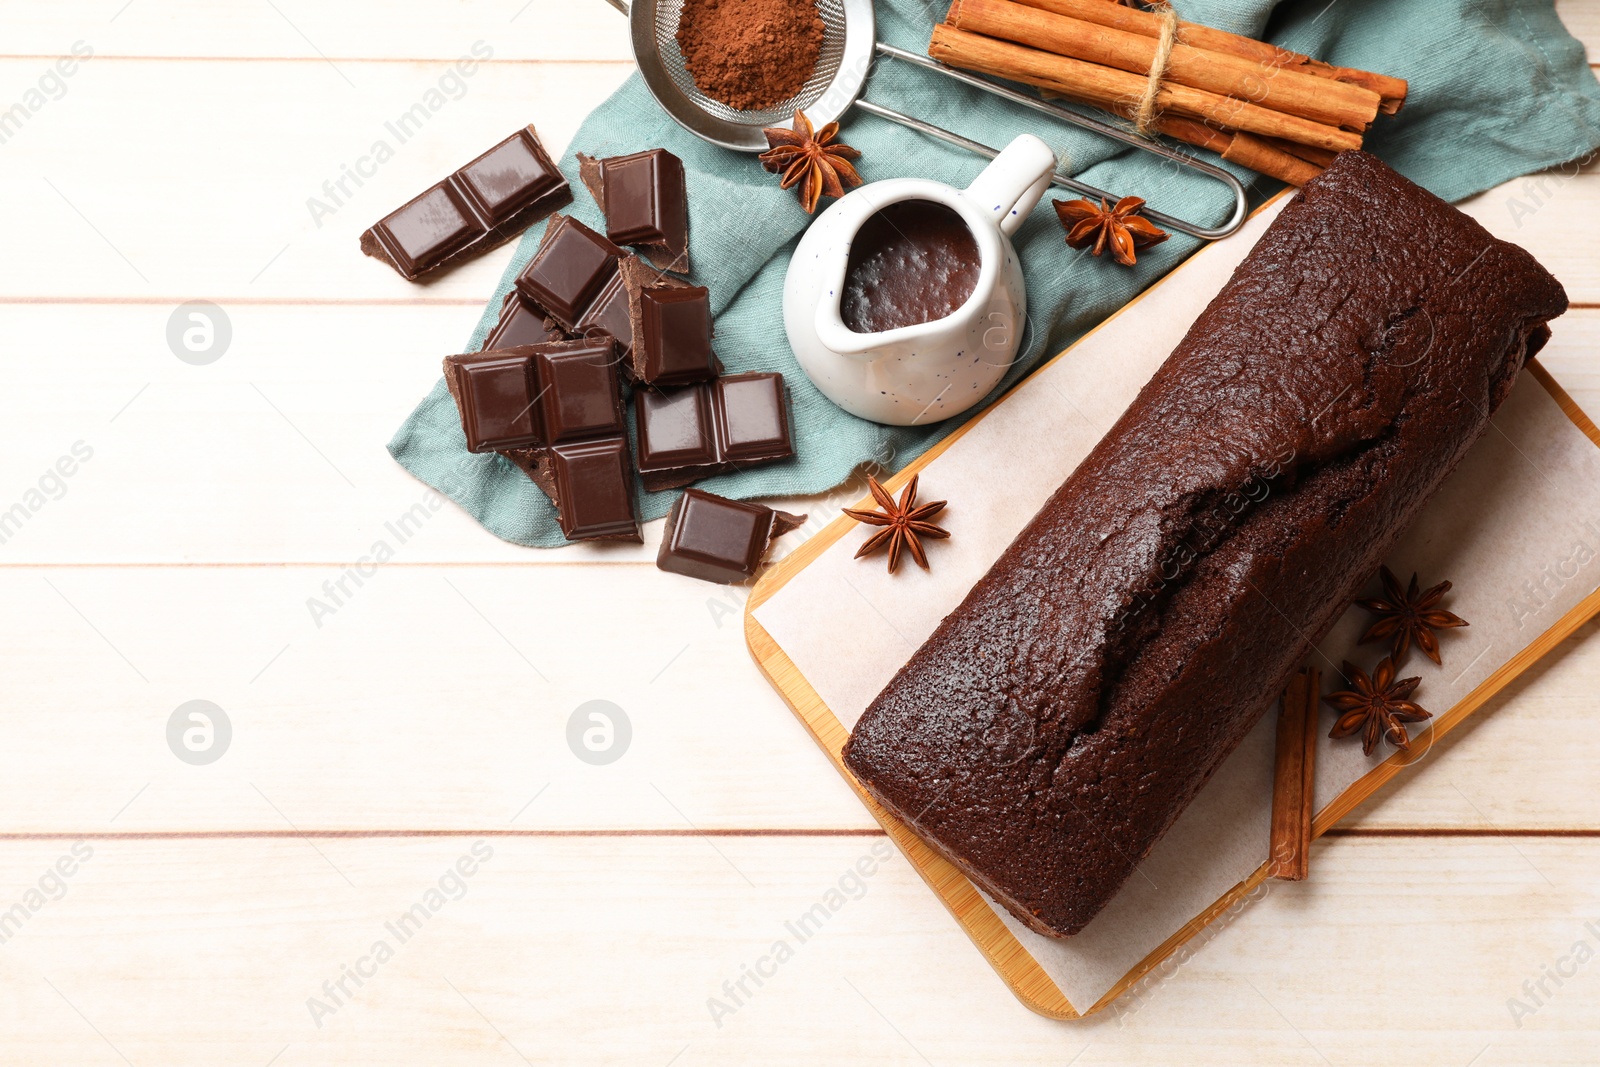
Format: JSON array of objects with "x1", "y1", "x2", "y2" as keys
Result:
[
  {"x1": 1262, "y1": 135, "x2": 1339, "y2": 168},
  {"x1": 1008, "y1": 66, "x2": 1327, "y2": 185},
  {"x1": 1024, "y1": 0, "x2": 1407, "y2": 112},
  {"x1": 1222, "y1": 132, "x2": 1322, "y2": 186},
  {"x1": 1267, "y1": 667, "x2": 1319, "y2": 881},
  {"x1": 929, "y1": 24, "x2": 1363, "y2": 154},
  {"x1": 1151, "y1": 113, "x2": 1232, "y2": 153},
  {"x1": 949, "y1": 0, "x2": 1379, "y2": 131}
]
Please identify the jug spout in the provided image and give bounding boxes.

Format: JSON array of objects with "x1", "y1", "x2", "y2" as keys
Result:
[{"x1": 815, "y1": 301, "x2": 892, "y2": 362}]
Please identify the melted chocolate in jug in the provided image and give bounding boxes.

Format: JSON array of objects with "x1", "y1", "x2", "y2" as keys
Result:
[{"x1": 839, "y1": 200, "x2": 981, "y2": 334}]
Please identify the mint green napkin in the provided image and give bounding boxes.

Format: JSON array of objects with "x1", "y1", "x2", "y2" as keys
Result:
[{"x1": 390, "y1": 0, "x2": 1600, "y2": 547}]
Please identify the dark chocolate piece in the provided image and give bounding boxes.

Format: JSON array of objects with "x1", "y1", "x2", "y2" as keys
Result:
[
  {"x1": 549, "y1": 437, "x2": 640, "y2": 541},
  {"x1": 444, "y1": 336, "x2": 641, "y2": 543},
  {"x1": 441, "y1": 348, "x2": 542, "y2": 453},
  {"x1": 514, "y1": 214, "x2": 625, "y2": 330},
  {"x1": 634, "y1": 372, "x2": 794, "y2": 492},
  {"x1": 486, "y1": 291, "x2": 564, "y2": 351},
  {"x1": 716, "y1": 373, "x2": 792, "y2": 462},
  {"x1": 574, "y1": 271, "x2": 635, "y2": 365},
  {"x1": 361, "y1": 126, "x2": 570, "y2": 281},
  {"x1": 532, "y1": 338, "x2": 626, "y2": 443},
  {"x1": 579, "y1": 149, "x2": 690, "y2": 271},
  {"x1": 615, "y1": 256, "x2": 718, "y2": 386},
  {"x1": 639, "y1": 285, "x2": 718, "y2": 386},
  {"x1": 636, "y1": 385, "x2": 715, "y2": 471},
  {"x1": 656, "y1": 489, "x2": 805, "y2": 584}
]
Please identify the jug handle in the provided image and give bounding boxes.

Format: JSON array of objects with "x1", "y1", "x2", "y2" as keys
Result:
[{"x1": 960, "y1": 134, "x2": 1057, "y2": 237}]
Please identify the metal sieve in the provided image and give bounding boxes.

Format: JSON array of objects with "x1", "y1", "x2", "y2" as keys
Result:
[{"x1": 603, "y1": 0, "x2": 1246, "y2": 240}]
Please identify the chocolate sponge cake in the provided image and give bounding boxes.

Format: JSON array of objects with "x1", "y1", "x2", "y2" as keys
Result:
[{"x1": 842, "y1": 152, "x2": 1567, "y2": 938}]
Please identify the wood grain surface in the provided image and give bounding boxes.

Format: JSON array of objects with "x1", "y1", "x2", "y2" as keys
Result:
[{"x1": 0, "y1": 2, "x2": 1597, "y2": 1062}]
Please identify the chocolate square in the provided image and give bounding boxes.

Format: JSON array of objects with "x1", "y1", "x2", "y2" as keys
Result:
[
  {"x1": 639, "y1": 285, "x2": 717, "y2": 386},
  {"x1": 549, "y1": 438, "x2": 639, "y2": 541},
  {"x1": 534, "y1": 338, "x2": 626, "y2": 443},
  {"x1": 458, "y1": 129, "x2": 564, "y2": 224},
  {"x1": 486, "y1": 292, "x2": 563, "y2": 351},
  {"x1": 443, "y1": 349, "x2": 542, "y2": 452},
  {"x1": 601, "y1": 150, "x2": 688, "y2": 266},
  {"x1": 373, "y1": 184, "x2": 479, "y2": 278},
  {"x1": 716, "y1": 373, "x2": 793, "y2": 463},
  {"x1": 658, "y1": 490, "x2": 769, "y2": 583},
  {"x1": 574, "y1": 272, "x2": 634, "y2": 362},
  {"x1": 515, "y1": 214, "x2": 624, "y2": 329},
  {"x1": 657, "y1": 489, "x2": 806, "y2": 584},
  {"x1": 637, "y1": 386, "x2": 716, "y2": 470}
]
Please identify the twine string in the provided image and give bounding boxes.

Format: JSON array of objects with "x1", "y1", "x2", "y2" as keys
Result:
[{"x1": 1132, "y1": 0, "x2": 1179, "y2": 136}]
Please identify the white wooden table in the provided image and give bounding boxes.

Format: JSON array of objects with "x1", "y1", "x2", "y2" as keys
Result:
[{"x1": 0, "y1": 3, "x2": 1596, "y2": 1063}]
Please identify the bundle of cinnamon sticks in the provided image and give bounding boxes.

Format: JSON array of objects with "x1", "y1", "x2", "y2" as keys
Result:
[{"x1": 928, "y1": 0, "x2": 1407, "y2": 185}]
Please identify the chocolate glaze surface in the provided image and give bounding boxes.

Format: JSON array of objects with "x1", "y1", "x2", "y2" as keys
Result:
[
  {"x1": 840, "y1": 200, "x2": 980, "y2": 334},
  {"x1": 842, "y1": 153, "x2": 1568, "y2": 938}
]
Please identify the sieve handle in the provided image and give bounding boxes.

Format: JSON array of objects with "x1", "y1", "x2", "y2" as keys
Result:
[{"x1": 601, "y1": 0, "x2": 630, "y2": 14}]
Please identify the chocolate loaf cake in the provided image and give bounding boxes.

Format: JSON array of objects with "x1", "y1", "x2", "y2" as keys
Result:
[{"x1": 842, "y1": 152, "x2": 1567, "y2": 937}]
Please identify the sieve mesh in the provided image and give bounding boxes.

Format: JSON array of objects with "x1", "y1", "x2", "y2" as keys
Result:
[{"x1": 652, "y1": 0, "x2": 850, "y2": 127}]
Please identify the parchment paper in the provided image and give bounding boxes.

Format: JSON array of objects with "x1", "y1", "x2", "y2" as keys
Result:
[{"x1": 752, "y1": 198, "x2": 1600, "y2": 1009}]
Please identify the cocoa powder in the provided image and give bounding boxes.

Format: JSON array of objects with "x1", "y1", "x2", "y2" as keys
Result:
[{"x1": 676, "y1": 0, "x2": 824, "y2": 112}]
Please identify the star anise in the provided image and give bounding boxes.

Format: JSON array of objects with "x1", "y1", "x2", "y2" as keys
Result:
[
  {"x1": 1324, "y1": 657, "x2": 1432, "y2": 757},
  {"x1": 759, "y1": 110, "x2": 862, "y2": 214},
  {"x1": 1356, "y1": 565, "x2": 1468, "y2": 666},
  {"x1": 843, "y1": 474, "x2": 949, "y2": 573},
  {"x1": 1053, "y1": 195, "x2": 1168, "y2": 266}
]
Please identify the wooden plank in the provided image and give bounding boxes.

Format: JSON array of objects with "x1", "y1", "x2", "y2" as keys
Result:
[
  {"x1": 0, "y1": 58, "x2": 631, "y2": 302},
  {"x1": 0, "y1": 302, "x2": 829, "y2": 565},
  {"x1": 0, "y1": 835, "x2": 1596, "y2": 1064},
  {"x1": 0, "y1": 564, "x2": 872, "y2": 833},
  {"x1": 1, "y1": 57, "x2": 1599, "y2": 305},
  {"x1": 0, "y1": 560, "x2": 1597, "y2": 834},
  {"x1": 1556, "y1": 0, "x2": 1599, "y2": 62},
  {"x1": 1, "y1": 0, "x2": 631, "y2": 61},
  {"x1": 0, "y1": 303, "x2": 643, "y2": 564},
  {"x1": 0, "y1": 0, "x2": 1587, "y2": 69},
  {"x1": 1456, "y1": 153, "x2": 1600, "y2": 305},
  {"x1": 0, "y1": 302, "x2": 1590, "y2": 570}
]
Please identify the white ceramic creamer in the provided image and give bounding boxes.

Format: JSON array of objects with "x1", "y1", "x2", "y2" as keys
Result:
[{"x1": 782, "y1": 134, "x2": 1056, "y2": 425}]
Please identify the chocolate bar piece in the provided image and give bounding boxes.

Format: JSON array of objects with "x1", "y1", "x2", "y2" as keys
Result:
[
  {"x1": 574, "y1": 272, "x2": 634, "y2": 364},
  {"x1": 533, "y1": 341, "x2": 626, "y2": 443},
  {"x1": 568, "y1": 255, "x2": 719, "y2": 384},
  {"x1": 638, "y1": 284, "x2": 718, "y2": 386},
  {"x1": 486, "y1": 291, "x2": 564, "y2": 351},
  {"x1": 444, "y1": 336, "x2": 641, "y2": 542},
  {"x1": 607, "y1": 257, "x2": 718, "y2": 385},
  {"x1": 657, "y1": 489, "x2": 805, "y2": 584},
  {"x1": 441, "y1": 347, "x2": 542, "y2": 453},
  {"x1": 361, "y1": 126, "x2": 570, "y2": 281},
  {"x1": 579, "y1": 149, "x2": 690, "y2": 271},
  {"x1": 515, "y1": 214, "x2": 625, "y2": 331},
  {"x1": 549, "y1": 437, "x2": 639, "y2": 541},
  {"x1": 634, "y1": 372, "x2": 793, "y2": 492}
]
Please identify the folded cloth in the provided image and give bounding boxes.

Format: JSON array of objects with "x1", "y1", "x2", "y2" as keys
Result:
[{"x1": 389, "y1": 0, "x2": 1600, "y2": 547}]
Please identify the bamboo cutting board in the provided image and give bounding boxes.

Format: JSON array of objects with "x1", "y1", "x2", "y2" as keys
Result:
[{"x1": 745, "y1": 194, "x2": 1600, "y2": 1018}]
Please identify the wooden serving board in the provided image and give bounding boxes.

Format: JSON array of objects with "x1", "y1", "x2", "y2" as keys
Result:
[{"x1": 744, "y1": 194, "x2": 1600, "y2": 1018}]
